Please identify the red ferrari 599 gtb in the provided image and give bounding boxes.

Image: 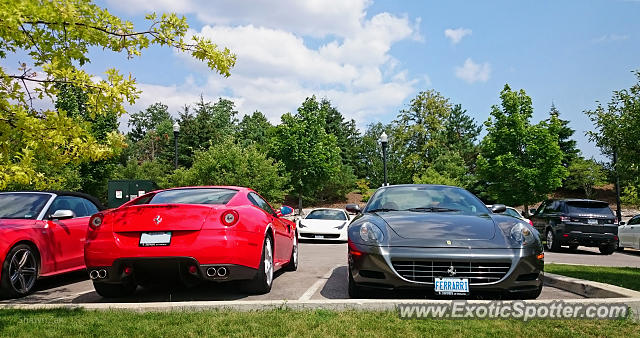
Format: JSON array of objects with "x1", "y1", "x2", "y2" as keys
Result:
[{"x1": 84, "y1": 186, "x2": 297, "y2": 298}]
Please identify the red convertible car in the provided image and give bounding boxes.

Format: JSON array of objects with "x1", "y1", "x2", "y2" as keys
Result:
[
  {"x1": 84, "y1": 186, "x2": 298, "y2": 298},
  {"x1": 0, "y1": 191, "x2": 103, "y2": 298}
]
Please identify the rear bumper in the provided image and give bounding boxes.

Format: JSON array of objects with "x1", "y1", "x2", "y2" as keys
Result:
[
  {"x1": 84, "y1": 229, "x2": 264, "y2": 270},
  {"x1": 87, "y1": 257, "x2": 257, "y2": 284},
  {"x1": 559, "y1": 231, "x2": 617, "y2": 247}
]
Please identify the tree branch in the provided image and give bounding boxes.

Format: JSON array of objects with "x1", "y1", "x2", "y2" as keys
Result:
[{"x1": 8, "y1": 74, "x2": 102, "y2": 91}]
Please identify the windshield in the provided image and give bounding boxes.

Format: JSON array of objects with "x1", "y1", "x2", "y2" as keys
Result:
[
  {"x1": 503, "y1": 208, "x2": 522, "y2": 219},
  {"x1": 140, "y1": 188, "x2": 238, "y2": 205},
  {"x1": 365, "y1": 185, "x2": 488, "y2": 215},
  {"x1": 565, "y1": 201, "x2": 613, "y2": 216},
  {"x1": 0, "y1": 193, "x2": 51, "y2": 219},
  {"x1": 306, "y1": 209, "x2": 347, "y2": 220}
]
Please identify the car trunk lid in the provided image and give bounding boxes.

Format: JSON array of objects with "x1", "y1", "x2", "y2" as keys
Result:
[{"x1": 111, "y1": 204, "x2": 215, "y2": 232}]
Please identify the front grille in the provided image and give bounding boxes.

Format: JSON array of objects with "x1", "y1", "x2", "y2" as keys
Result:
[
  {"x1": 391, "y1": 260, "x2": 511, "y2": 285},
  {"x1": 299, "y1": 233, "x2": 340, "y2": 239}
]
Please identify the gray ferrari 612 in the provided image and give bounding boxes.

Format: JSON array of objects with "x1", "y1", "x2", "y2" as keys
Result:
[{"x1": 346, "y1": 184, "x2": 544, "y2": 299}]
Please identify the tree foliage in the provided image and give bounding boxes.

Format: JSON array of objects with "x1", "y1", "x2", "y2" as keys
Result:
[
  {"x1": 0, "y1": 0, "x2": 235, "y2": 190},
  {"x1": 270, "y1": 96, "x2": 348, "y2": 205},
  {"x1": 565, "y1": 157, "x2": 606, "y2": 199},
  {"x1": 169, "y1": 139, "x2": 289, "y2": 202},
  {"x1": 477, "y1": 85, "x2": 567, "y2": 209}
]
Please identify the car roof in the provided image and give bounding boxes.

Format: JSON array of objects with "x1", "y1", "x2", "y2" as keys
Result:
[
  {"x1": 0, "y1": 190, "x2": 105, "y2": 210},
  {"x1": 551, "y1": 198, "x2": 608, "y2": 204}
]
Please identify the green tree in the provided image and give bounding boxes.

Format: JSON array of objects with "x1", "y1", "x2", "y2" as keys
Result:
[
  {"x1": 477, "y1": 85, "x2": 567, "y2": 212},
  {"x1": 586, "y1": 70, "x2": 640, "y2": 202},
  {"x1": 547, "y1": 103, "x2": 579, "y2": 169},
  {"x1": 270, "y1": 96, "x2": 346, "y2": 209},
  {"x1": 128, "y1": 103, "x2": 173, "y2": 142},
  {"x1": 392, "y1": 90, "x2": 452, "y2": 183},
  {"x1": 169, "y1": 139, "x2": 289, "y2": 202},
  {"x1": 321, "y1": 99, "x2": 361, "y2": 174},
  {"x1": 238, "y1": 111, "x2": 274, "y2": 148},
  {"x1": 114, "y1": 159, "x2": 173, "y2": 188},
  {"x1": 177, "y1": 97, "x2": 239, "y2": 166},
  {"x1": 0, "y1": 0, "x2": 235, "y2": 190},
  {"x1": 565, "y1": 157, "x2": 606, "y2": 199}
]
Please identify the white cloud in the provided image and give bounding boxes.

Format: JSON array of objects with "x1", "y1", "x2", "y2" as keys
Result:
[
  {"x1": 592, "y1": 34, "x2": 630, "y2": 43},
  {"x1": 111, "y1": 0, "x2": 421, "y2": 126},
  {"x1": 444, "y1": 27, "x2": 472, "y2": 44},
  {"x1": 454, "y1": 58, "x2": 491, "y2": 84}
]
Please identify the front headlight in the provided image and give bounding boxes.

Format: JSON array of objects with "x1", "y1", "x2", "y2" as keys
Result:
[
  {"x1": 510, "y1": 223, "x2": 536, "y2": 246},
  {"x1": 359, "y1": 221, "x2": 384, "y2": 243}
]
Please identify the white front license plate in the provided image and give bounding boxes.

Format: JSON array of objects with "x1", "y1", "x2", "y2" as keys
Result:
[
  {"x1": 316, "y1": 235, "x2": 325, "y2": 239},
  {"x1": 139, "y1": 232, "x2": 172, "y2": 247},
  {"x1": 434, "y1": 278, "x2": 469, "y2": 295}
]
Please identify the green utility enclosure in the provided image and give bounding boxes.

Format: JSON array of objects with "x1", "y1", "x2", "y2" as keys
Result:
[{"x1": 107, "y1": 180, "x2": 158, "y2": 208}]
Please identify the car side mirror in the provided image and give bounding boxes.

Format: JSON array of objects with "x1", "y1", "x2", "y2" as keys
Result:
[
  {"x1": 490, "y1": 204, "x2": 507, "y2": 213},
  {"x1": 279, "y1": 205, "x2": 293, "y2": 217},
  {"x1": 346, "y1": 204, "x2": 361, "y2": 214},
  {"x1": 50, "y1": 209, "x2": 75, "y2": 220},
  {"x1": 619, "y1": 221, "x2": 626, "y2": 226}
]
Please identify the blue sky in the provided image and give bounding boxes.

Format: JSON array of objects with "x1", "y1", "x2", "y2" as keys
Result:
[{"x1": 86, "y1": 1, "x2": 640, "y2": 159}]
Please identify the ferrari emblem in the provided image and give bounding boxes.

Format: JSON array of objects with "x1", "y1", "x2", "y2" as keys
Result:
[
  {"x1": 153, "y1": 215, "x2": 162, "y2": 225},
  {"x1": 447, "y1": 265, "x2": 457, "y2": 277},
  {"x1": 446, "y1": 240, "x2": 452, "y2": 245}
]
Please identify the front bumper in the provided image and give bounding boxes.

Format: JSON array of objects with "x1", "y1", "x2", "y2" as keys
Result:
[
  {"x1": 87, "y1": 257, "x2": 258, "y2": 284},
  {"x1": 348, "y1": 241, "x2": 543, "y2": 295},
  {"x1": 299, "y1": 229, "x2": 347, "y2": 241}
]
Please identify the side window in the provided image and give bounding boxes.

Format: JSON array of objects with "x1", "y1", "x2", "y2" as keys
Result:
[
  {"x1": 545, "y1": 201, "x2": 559, "y2": 213},
  {"x1": 248, "y1": 193, "x2": 276, "y2": 216},
  {"x1": 536, "y1": 201, "x2": 548, "y2": 215},
  {"x1": 83, "y1": 199, "x2": 99, "y2": 216},
  {"x1": 47, "y1": 196, "x2": 89, "y2": 218},
  {"x1": 629, "y1": 216, "x2": 640, "y2": 225}
]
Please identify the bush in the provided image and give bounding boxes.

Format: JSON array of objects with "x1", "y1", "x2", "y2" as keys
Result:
[
  {"x1": 166, "y1": 139, "x2": 290, "y2": 202},
  {"x1": 356, "y1": 179, "x2": 373, "y2": 202}
]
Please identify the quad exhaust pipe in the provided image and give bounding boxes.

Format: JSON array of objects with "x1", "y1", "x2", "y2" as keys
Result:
[
  {"x1": 205, "y1": 266, "x2": 228, "y2": 278},
  {"x1": 89, "y1": 269, "x2": 108, "y2": 280}
]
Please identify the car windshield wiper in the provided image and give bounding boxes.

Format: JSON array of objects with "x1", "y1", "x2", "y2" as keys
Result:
[
  {"x1": 404, "y1": 207, "x2": 461, "y2": 212},
  {"x1": 368, "y1": 208, "x2": 399, "y2": 213}
]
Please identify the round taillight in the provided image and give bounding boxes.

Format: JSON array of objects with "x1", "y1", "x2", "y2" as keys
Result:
[
  {"x1": 90, "y1": 214, "x2": 103, "y2": 229},
  {"x1": 221, "y1": 210, "x2": 239, "y2": 227}
]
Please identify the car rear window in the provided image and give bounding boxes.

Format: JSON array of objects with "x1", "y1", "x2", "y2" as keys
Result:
[
  {"x1": 141, "y1": 188, "x2": 238, "y2": 205},
  {"x1": 306, "y1": 209, "x2": 347, "y2": 220},
  {"x1": 565, "y1": 201, "x2": 613, "y2": 216}
]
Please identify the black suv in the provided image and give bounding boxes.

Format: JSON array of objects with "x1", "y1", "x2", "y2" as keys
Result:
[{"x1": 530, "y1": 199, "x2": 617, "y2": 254}]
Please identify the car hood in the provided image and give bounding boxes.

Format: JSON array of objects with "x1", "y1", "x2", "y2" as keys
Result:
[
  {"x1": 300, "y1": 219, "x2": 348, "y2": 228},
  {"x1": 376, "y1": 211, "x2": 496, "y2": 241}
]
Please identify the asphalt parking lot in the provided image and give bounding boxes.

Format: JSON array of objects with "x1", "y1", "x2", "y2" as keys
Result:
[{"x1": 8, "y1": 242, "x2": 639, "y2": 304}]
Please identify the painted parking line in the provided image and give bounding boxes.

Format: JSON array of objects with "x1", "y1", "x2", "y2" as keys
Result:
[
  {"x1": 45, "y1": 290, "x2": 94, "y2": 304},
  {"x1": 298, "y1": 264, "x2": 340, "y2": 301}
]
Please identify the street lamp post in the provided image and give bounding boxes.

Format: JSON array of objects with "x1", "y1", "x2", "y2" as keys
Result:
[
  {"x1": 380, "y1": 132, "x2": 388, "y2": 187},
  {"x1": 173, "y1": 122, "x2": 180, "y2": 169}
]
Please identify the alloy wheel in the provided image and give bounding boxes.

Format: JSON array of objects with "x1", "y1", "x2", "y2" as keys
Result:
[
  {"x1": 546, "y1": 231, "x2": 553, "y2": 250},
  {"x1": 8, "y1": 248, "x2": 37, "y2": 294},
  {"x1": 265, "y1": 237, "x2": 273, "y2": 286}
]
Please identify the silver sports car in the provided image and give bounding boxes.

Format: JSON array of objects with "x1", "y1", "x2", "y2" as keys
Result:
[{"x1": 346, "y1": 184, "x2": 544, "y2": 299}]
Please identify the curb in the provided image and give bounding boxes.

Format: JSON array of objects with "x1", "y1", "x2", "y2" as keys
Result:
[{"x1": 544, "y1": 272, "x2": 640, "y2": 298}]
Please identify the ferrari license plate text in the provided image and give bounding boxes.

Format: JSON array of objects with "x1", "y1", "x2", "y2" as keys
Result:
[
  {"x1": 139, "y1": 232, "x2": 172, "y2": 247},
  {"x1": 434, "y1": 277, "x2": 469, "y2": 295}
]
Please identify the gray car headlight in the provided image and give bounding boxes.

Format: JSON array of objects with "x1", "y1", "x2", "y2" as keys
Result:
[
  {"x1": 510, "y1": 223, "x2": 536, "y2": 246},
  {"x1": 359, "y1": 221, "x2": 384, "y2": 243}
]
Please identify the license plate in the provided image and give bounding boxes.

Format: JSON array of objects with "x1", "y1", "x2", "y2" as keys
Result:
[
  {"x1": 139, "y1": 232, "x2": 172, "y2": 247},
  {"x1": 316, "y1": 235, "x2": 325, "y2": 239},
  {"x1": 587, "y1": 219, "x2": 598, "y2": 225},
  {"x1": 434, "y1": 278, "x2": 469, "y2": 295}
]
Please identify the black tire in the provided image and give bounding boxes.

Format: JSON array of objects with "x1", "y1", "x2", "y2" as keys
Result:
[
  {"x1": 348, "y1": 269, "x2": 367, "y2": 298},
  {"x1": 545, "y1": 229, "x2": 561, "y2": 252},
  {"x1": 599, "y1": 243, "x2": 616, "y2": 255},
  {"x1": 283, "y1": 232, "x2": 298, "y2": 272},
  {"x1": 93, "y1": 281, "x2": 136, "y2": 298},
  {"x1": 245, "y1": 235, "x2": 274, "y2": 294},
  {"x1": 0, "y1": 244, "x2": 39, "y2": 299},
  {"x1": 568, "y1": 244, "x2": 578, "y2": 251}
]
